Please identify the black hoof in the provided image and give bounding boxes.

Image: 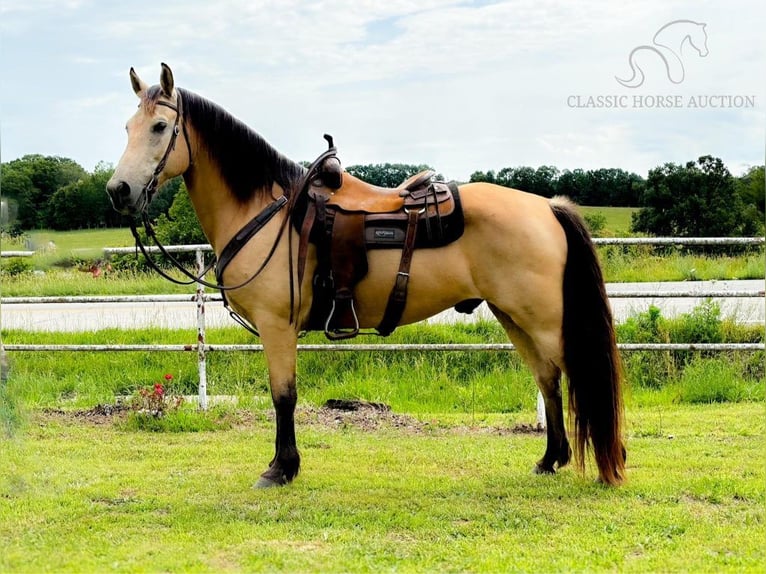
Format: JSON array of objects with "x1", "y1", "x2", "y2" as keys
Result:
[
  {"x1": 254, "y1": 476, "x2": 285, "y2": 489},
  {"x1": 533, "y1": 463, "x2": 555, "y2": 475}
]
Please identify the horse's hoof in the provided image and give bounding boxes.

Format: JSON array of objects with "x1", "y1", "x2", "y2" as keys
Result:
[
  {"x1": 254, "y1": 476, "x2": 283, "y2": 489},
  {"x1": 533, "y1": 463, "x2": 555, "y2": 475}
]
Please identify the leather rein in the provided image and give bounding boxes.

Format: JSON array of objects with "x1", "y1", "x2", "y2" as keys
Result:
[{"x1": 128, "y1": 92, "x2": 331, "y2": 334}]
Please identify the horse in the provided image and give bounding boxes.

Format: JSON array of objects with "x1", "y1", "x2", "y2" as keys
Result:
[{"x1": 106, "y1": 64, "x2": 625, "y2": 487}]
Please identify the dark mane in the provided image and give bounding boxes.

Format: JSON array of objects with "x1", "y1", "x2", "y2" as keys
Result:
[{"x1": 173, "y1": 87, "x2": 306, "y2": 202}]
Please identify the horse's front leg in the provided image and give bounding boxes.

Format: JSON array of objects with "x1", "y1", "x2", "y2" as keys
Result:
[{"x1": 255, "y1": 324, "x2": 300, "y2": 488}]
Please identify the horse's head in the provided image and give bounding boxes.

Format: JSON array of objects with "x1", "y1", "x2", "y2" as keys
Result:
[
  {"x1": 106, "y1": 63, "x2": 191, "y2": 215},
  {"x1": 687, "y1": 22, "x2": 709, "y2": 58}
]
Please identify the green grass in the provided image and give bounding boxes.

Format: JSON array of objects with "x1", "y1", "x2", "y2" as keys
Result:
[
  {"x1": 1, "y1": 302, "x2": 763, "y2": 571},
  {"x1": 2, "y1": 218, "x2": 764, "y2": 295},
  {"x1": 0, "y1": 403, "x2": 763, "y2": 573},
  {"x1": 580, "y1": 205, "x2": 636, "y2": 236},
  {"x1": 2, "y1": 228, "x2": 133, "y2": 270},
  {"x1": 1, "y1": 306, "x2": 763, "y2": 413},
  {"x1": 0, "y1": 268, "x2": 199, "y2": 296},
  {"x1": 597, "y1": 245, "x2": 765, "y2": 283}
]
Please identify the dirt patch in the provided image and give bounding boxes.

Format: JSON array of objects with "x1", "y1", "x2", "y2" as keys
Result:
[
  {"x1": 42, "y1": 403, "x2": 131, "y2": 425},
  {"x1": 508, "y1": 422, "x2": 546, "y2": 435},
  {"x1": 299, "y1": 400, "x2": 428, "y2": 433},
  {"x1": 37, "y1": 399, "x2": 544, "y2": 436},
  {"x1": 298, "y1": 400, "x2": 544, "y2": 436}
]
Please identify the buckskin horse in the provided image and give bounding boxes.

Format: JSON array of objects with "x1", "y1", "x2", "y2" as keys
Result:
[{"x1": 106, "y1": 64, "x2": 625, "y2": 487}]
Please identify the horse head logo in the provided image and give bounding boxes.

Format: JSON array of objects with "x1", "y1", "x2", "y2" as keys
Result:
[{"x1": 616, "y1": 20, "x2": 709, "y2": 88}]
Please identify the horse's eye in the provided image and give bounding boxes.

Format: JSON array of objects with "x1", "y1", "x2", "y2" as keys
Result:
[{"x1": 153, "y1": 122, "x2": 167, "y2": 134}]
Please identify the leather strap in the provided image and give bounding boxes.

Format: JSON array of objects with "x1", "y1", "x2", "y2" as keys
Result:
[
  {"x1": 143, "y1": 98, "x2": 186, "y2": 202},
  {"x1": 325, "y1": 213, "x2": 367, "y2": 338},
  {"x1": 296, "y1": 201, "x2": 316, "y2": 296},
  {"x1": 377, "y1": 208, "x2": 419, "y2": 336},
  {"x1": 215, "y1": 195, "x2": 288, "y2": 287}
]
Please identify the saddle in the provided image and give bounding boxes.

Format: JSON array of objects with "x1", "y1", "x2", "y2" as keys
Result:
[{"x1": 295, "y1": 137, "x2": 465, "y2": 339}]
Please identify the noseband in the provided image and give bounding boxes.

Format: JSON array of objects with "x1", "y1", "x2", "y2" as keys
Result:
[{"x1": 143, "y1": 94, "x2": 193, "y2": 203}]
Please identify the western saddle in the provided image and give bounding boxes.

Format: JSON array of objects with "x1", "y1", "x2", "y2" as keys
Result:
[
  {"x1": 294, "y1": 136, "x2": 466, "y2": 339},
  {"x1": 216, "y1": 135, "x2": 472, "y2": 340}
]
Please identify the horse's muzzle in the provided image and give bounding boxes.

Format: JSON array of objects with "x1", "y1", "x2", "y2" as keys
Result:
[{"x1": 106, "y1": 180, "x2": 138, "y2": 214}]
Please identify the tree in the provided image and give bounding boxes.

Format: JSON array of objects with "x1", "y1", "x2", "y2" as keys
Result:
[
  {"x1": 148, "y1": 176, "x2": 183, "y2": 221},
  {"x1": 153, "y1": 182, "x2": 207, "y2": 245},
  {"x1": 735, "y1": 165, "x2": 765, "y2": 216},
  {"x1": 495, "y1": 166, "x2": 536, "y2": 192},
  {"x1": 631, "y1": 155, "x2": 761, "y2": 236},
  {"x1": 346, "y1": 163, "x2": 439, "y2": 187},
  {"x1": 46, "y1": 162, "x2": 121, "y2": 230},
  {"x1": 1, "y1": 155, "x2": 87, "y2": 228},
  {"x1": 0, "y1": 169, "x2": 34, "y2": 232},
  {"x1": 556, "y1": 168, "x2": 589, "y2": 202},
  {"x1": 469, "y1": 170, "x2": 496, "y2": 183},
  {"x1": 580, "y1": 168, "x2": 644, "y2": 206}
]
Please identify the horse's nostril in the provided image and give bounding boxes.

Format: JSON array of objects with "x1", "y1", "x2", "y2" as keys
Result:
[
  {"x1": 118, "y1": 181, "x2": 131, "y2": 198},
  {"x1": 107, "y1": 180, "x2": 131, "y2": 199}
]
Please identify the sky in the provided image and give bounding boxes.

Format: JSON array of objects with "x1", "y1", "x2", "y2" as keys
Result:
[{"x1": 1, "y1": 0, "x2": 764, "y2": 181}]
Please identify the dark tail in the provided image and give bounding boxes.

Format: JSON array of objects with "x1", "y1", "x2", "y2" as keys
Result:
[{"x1": 550, "y1": 197, "x2": 625, "y2": 485}]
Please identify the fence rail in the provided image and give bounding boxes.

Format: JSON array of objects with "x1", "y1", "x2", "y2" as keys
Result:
[
  {"x1": 3, "y1": 237, "x2": 764, "y2": 412},
  {"x1": 3, "y1": 343, "x2": 764, "y2": 352},
  {"x1": 2, "y1": 287, "x2": 763, "y2": 305},
  {"x1": 0, "y1": 250, "x2": 35, "y2": 257}
]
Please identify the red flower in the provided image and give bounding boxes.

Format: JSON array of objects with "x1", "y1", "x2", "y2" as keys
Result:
[
  {"x1": 164, "y1": 374, "x2": 173, "y2": 381},
  {"x1": 154, "y1": 383, "x2": 165, "y2": 396}
]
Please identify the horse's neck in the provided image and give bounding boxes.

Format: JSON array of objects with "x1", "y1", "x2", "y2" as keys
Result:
[
  {"x1": 183, "y1": 159, "x2": 280, "y2": 258},
  {"x1": 654, "y1": 22, "x2": 694, "y2": 52}
]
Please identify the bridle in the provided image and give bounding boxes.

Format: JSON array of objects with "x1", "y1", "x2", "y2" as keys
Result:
[{"x1": 141, "y1": 94, "x2": 193, "y2": 206}]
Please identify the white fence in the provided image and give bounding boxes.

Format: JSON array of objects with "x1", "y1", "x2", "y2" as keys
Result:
[{"x1": 1, "y1": 237, "x2": 764, "y2": 411}]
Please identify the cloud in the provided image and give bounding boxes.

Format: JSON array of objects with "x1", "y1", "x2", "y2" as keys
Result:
[{"x1": 1, "y1": 1, "x2": 764, "y2": 179}]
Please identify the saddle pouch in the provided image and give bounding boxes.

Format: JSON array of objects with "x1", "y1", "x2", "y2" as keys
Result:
[{"x1": 363, "y1": 182, "x2": 464, "y2": 249}]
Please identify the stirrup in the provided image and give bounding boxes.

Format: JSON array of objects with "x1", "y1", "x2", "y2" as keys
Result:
[{"x1": 324, "y1": 298, "x2": 360, "y2": 340}]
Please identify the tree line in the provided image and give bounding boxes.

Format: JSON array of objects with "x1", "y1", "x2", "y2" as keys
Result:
[
  {"x1": 0, "y1": 154, "x2": 181, "y2": 232},
  {"x1": 469, "y1": 166, "x2": 645, "y2": 206},
  {"x1": 1, "y1": 154, "x2": 763, "y2": 238}
]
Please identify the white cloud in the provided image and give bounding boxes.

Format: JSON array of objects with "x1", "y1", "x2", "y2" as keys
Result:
[{"x1": 1, "y1": 0, "x2": 764, "y2": 179}]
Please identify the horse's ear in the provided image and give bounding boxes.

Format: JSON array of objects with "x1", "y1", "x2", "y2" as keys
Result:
[
  {"x1": 130, "y1": 67, "x2": 148, "y2": 97},
  {"x1": 160, "y1": 63, "x2": 175, "y2": 97}
]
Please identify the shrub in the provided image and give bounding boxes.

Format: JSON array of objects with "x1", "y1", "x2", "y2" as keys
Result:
[
  {"x1": 122, "y1": 406, "x2": 226, "y2": 432},
  {"x1": 618, "y1": 302, "x2": 764, "y2": 395},
  {"x1": 1, "y1": 257, "x2": 33, "y2": 276},
  {"x1": 670, "y1": 299, "x2": 722, "y2": 344},
  {"x1": 676, "y1": 357, "x2": 760, "y2": 403},
  {"x1": 583, "y1": 212, "x2": 607, "y2": 237}
]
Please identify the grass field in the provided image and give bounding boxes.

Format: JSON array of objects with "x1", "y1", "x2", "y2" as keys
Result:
[
  {"x1": 2, "y1": 307, "x2": 763, "y2": 412},
  {"x1": 579, "y1": 205, "x2": 636, "y2": 236},
  {"x1": 2, "y1": 228, "x2": 133, "y2": 269},
  {"x1": 1, "y1": 238, "x2": 763, "y2": 572},
  {"x1": 0, "y1": 403, "x2": 763, "y2": 573}
]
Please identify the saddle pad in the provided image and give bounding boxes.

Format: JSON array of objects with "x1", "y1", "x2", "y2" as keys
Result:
[{"x1": 364, "y1": 182, "x2": 464, "y2": 249}]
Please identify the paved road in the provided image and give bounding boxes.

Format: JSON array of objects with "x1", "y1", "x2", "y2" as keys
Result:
[{"x1": 1, "y1": 280, "x2": 763, "y2": 332}]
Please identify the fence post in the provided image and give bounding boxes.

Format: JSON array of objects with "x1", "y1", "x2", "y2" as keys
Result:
[
  {"x1": 536, "y1": 392, "x2": 546, "y2": 430},
  {"x1": 195, "y1": 249, "x2": 208, "y2": 411}
]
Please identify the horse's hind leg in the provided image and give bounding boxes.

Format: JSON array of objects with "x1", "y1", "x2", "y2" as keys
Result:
[{"x1": 488, "y1": 304, "x2": 571, "y2": 474}]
